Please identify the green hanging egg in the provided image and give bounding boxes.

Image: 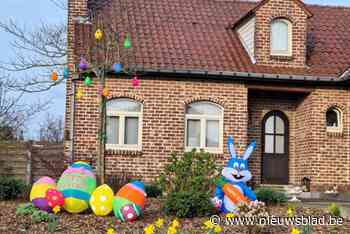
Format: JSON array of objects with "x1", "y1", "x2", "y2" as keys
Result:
[
  {"x1": 124, "y1": 36, "x2": 131, "y2": 49},
  {"x1": 84, "y1": 76, "x2": 92, "y2": 86}
]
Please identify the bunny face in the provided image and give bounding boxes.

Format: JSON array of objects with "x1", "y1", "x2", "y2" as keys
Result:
[
  {"x1": 222, "y1": 136, "x2": 256, "y2": 183},
  {"x1": 222, "y1": 158, "x2": 251, "y2": 183}
]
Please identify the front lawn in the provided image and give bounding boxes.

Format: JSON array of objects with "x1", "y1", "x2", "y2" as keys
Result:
[{"x1": 1, "y1": 198, "x2": 349, "y2": 233}]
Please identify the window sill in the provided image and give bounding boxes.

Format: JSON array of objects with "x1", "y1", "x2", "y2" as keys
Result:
[
  {"x1": 270, "y1": 54, "x2": 293, "y2": 61},
  {"x1": 185, "y1": 147, "x2": 223, "y2": 155},
  {"x1": 326, "y1": 128, "x2": 343, "y2": 137},
  {"x1": 105, "y1": 148, "x2": 142, "y2": 156}
]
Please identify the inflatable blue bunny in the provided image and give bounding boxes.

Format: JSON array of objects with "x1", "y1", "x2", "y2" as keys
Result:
[{"x1": 212, "y1": 136, "x2": 257, "y2": 213}]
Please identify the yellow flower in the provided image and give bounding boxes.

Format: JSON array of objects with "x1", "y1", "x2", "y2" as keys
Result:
[
  {"x1": 144, "y1": 224, "x2": 155, "y2": 234},
  {"x1": 167, "y1": 226, "x2": 177, "y2": 234},
  {"x1": 155, "y1": 218, "x2": 164, "y2": 228},
  {"x1": 171, "y1": 219, "x2": 180, "y2": 228},
  {"x1": 226, "y1": 213, "x2": 236, "y2": 219},
  {"x1": 106, "y1": 228, "x2": 115, "y2": 234},
  {"x1": 214, "y1": 225, "x2": 222, "y2": 233},
  {"x1": 52, "y1": 206, "x2": 61, "y2": 214},
  {"x1": 203, "y1": 220, "x2": 214, "y2": 229},
  {"x1": 287, "y1": 208, "x2": 294, "y2": 217},
  {"x1": 291, "y1": 228, "x2": 300, "y2": 234}
]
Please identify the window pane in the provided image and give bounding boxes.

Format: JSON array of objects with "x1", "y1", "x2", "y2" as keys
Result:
[
  {"x1": 107, "y1": 98, "x2": 141, "y2": 112},
  {"x1": 206, "y1": 120, "x2": 219, "y2": 147},
  {"x1": 326, "y1": 109, "x2": 338, "y2": 127},
  {"x1": 106, "y1": 117, "x2": 119, "y2": 144},
  {"x1": 187, "y1": 119, "x2": 201, "y2": 147},
  {"x1": 275, "y1": 116, "x2": 285, "y2": 134},
  {"x1": 125, "y1": 117, "x2": 139, "y2": 144},
  {"x1": 186, "y1": 102, "x2": 222, "y2": 115},
  {"x1": 276, "y1": 135, "x2": 285, "y2": 154},
  {"x1": 264, "y1": 135, "x2": 274, "y2": 153},
  {"x1": 265, "y1": 116, "x2": 274, "y2": 134},
  {"x1": 271, "y1": 20, "x2": 289, "y2": 52}
]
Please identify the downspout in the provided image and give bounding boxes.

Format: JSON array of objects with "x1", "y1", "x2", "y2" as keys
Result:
[{"x1": 69, "y1": 78, "x2": 77, "y2": 163}]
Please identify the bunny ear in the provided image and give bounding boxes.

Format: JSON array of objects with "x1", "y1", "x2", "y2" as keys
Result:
[
  {"x1": 242, "y1": 140, "x2": 256, "y2": 160},
  {"x1": 227, "y1": 136, "x2": 237, "y2": 159}
]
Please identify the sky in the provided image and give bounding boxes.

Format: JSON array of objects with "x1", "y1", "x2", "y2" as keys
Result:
[{"x1": 0, "y1": 0, "x2": 349, "y2": 139}]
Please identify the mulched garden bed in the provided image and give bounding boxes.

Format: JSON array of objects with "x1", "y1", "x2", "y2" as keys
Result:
[{"x1": 0, "y1": 199, "x2": 349, "y2": 234}]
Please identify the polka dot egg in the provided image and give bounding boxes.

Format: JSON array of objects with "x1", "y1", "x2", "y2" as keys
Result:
[{"x1": 89, "y1": 184, "x2": 114, "y2": 216}]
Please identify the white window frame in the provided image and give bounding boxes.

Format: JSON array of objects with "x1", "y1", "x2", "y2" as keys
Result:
[
  {"x1": 106, "y1": 100, "x2": 143, "y2": 151},
  {"x1": 185, "y1": 102, "x2": 223, "y2": 154},
  {"x1": 270, "y1": 19, "x2": 292, "y2": 57},
  {"x1": 326, "y1": 107, "x2": 343, "y2": 133}
]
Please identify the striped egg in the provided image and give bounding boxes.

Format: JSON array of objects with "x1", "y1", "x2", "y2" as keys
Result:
[
  {"x1": 57, "y1": 161, "x2": 96, "y2": 213},
  {"x1": 112, "y1": 181, "x2": 147, "y2": 222},
  {"x1": 30, "y1": 176, "x2": 56, "y2": 212}
]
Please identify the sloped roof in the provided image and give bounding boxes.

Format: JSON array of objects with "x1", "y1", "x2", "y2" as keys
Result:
[{"x1": 80, "y1": 0, "x2": 350, "y2": 80}]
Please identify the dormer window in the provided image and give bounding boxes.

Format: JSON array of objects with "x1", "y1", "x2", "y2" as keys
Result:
[{"x1": 270, "y1": 19, "x2": 292, "y2": 56}]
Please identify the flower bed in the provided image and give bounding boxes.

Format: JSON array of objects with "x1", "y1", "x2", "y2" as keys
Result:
[{"x1": 1, "y1": 199, "x2": 349, "y2": 233}]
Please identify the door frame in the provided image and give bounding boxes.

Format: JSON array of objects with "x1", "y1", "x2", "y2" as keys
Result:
[{"x1": 261, "y1": 110, "x2": 289, "y2": 184}]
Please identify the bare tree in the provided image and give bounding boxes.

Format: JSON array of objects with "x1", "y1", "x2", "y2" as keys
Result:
[
  {"x1": 0, "y1": 75, "x2": 49, "y2": 140},
  {"x1": 39, "y1": 113, "x2": 64, "y2": 143},
  {"x1": 0, "y1": 1, "x2": 67, "y2": 93}
]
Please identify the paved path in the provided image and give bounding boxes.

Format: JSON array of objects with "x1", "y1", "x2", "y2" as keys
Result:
[{"x1": 301, "y1": 201, "x2": 350, "y2": 218}]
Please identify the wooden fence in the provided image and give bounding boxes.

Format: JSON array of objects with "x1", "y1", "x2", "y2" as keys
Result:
[{"x1": 0, "y1": 141, "x2": 64, "y2": 184}]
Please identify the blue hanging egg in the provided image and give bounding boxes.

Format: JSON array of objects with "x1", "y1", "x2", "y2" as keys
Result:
[
  {"x1": 113, "y1": 63, "x2": 122, "y2": 74},
  {"x1": 63, "y1": 67, "x2": 69, "y2": 79}
]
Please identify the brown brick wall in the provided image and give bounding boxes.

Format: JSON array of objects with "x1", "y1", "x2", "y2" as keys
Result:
[
  {"x1": 255, "y1": 0, "x2": 308, "y2": 67},
  {"x1": 72, "y1": 78, "x2": 249, "y2": 181}
]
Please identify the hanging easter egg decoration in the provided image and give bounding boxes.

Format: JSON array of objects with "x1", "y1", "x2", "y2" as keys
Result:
[
  {"x1": 79, "y1": 57, "x2": 88, "y2": 71},
  {"x1": 63, "y1": 67, "x2": 69, "y2": 79},
  {"x1": 51, "y1": 71, "x2": 58, "y2": 82},
  {"x1": 76, "y1": 88, "x2": 83, "y2": 99},
  {"x1": 113, "y1": 63, "x2": 122, "y2": 74},
  {"x1": 84, "y1": 75, "x2": 92, "y2": 86},
  {"x1": 102, "y1": 87, "x2": 110, "y2": 97},
  {"x1": 95, "y1": 29, "x2": 103, "y2": 41},
  {"x1": 132, "y1": 76, "x2": 140, "y2": 88},
  {"x1": 124, "y1": 35, "x2": 131, "y2": 49}
]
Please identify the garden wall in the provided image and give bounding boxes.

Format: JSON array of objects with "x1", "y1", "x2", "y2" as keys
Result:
[{"x1": 0, "y1": 141, "x2": 64, "y2": 184}]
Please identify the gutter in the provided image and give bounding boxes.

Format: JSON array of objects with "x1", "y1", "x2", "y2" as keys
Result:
[{"x1": 69, "y1": 77, "x2": 77, "y2": 163}]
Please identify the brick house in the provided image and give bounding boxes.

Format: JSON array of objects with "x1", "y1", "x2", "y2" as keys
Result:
[{"x1": 65, "y1": 0, "x2": 350, "y2": 191}]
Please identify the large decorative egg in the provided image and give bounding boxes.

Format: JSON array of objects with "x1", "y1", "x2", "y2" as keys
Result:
[
  {"x1": 30, "y1": 176, "x2": 56, "y2": 212},
  {"x1": 90, "y1": 184, "x2": 114, "y2": 216},
  {"x1": 112, "y1": 181, "x2": 147, "y2": 222},
  {"x1": 57, "y1": 161, "x2": 96, "y2": 213}
]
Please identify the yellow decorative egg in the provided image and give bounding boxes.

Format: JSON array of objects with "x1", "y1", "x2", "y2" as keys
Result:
[
  {"x1": 90, "y1": 184, "x2": 114, "y2": 216},
  {"x1": 30, "y1": 176, "x2": 56, "y2": 212}
]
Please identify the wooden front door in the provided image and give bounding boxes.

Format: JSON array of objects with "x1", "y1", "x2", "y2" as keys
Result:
[{"x1": 262, "y1": 110, "x2": 289, "y2": 184}]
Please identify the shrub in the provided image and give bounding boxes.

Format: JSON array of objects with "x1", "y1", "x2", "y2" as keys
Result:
[
  {"x1": 158, "y1": 150, "x2": 219, "y2": 218},
  {"x1": 145, "y1": 183, "x2": 162, "y2": 198},
  {"x1": 327, "y1": 203, "x2": 341, "y2": 217},
  {"x1": 0, "y1": 176, "x2": 28, "y2": 200},
  {"x1": 255, "y1": 188, "x2": 288, "y2": 205},
  {"x1": 106, "y1": 171, "x2": 132, "y2": 191}
]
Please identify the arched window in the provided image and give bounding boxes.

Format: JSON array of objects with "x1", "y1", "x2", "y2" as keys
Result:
[
  {"x1": 326, "y1": 107, "x2": 342, "y2": 132},
  {"x1": 185, "y1": 102, "x2": 223, "y2": 153},
  {"x1": 106, "y1": 98, "x2": 142, "y2": 150},
  {"x1": 270, "y1": 19, "x2": 292, "y2": 56}
]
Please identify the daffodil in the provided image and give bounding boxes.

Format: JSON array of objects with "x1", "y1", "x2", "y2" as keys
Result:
[
  {"x1": 155, "y1": 218, "x2": 164, "y2": 228},
  {"x1": 167, "y1": 226, "x2": 177, "y2": 234},
  {"x1": 106, "y1": 228, "x2": 115, "y2": 234},
  {"x1": 287, "y1": 208, "x2": 294, "y2": 217},
  {"x1": 203, "y1": 220, "x2": 215, "y2": 229},
  {"x1": 171, "y1": 219, "x2": 180, "y2": 228},
  {"x1": 291, "y1": 228, "x2": 300, "y2": 234},
  {"x1": 226, "y1": 213, "x2": 236, "y2": 219},
  {"x1": 144, "y1": 224, "x2": 155, "y2": 234},
  {"x1": 214, "y1": 225, "x2": 222, "y2": 233}
]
